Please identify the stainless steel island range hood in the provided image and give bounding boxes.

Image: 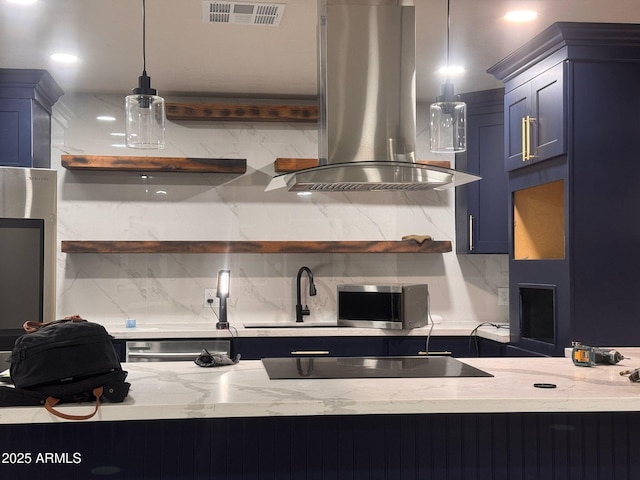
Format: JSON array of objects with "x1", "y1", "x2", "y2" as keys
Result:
[{"x1": 266, "y1": 0, "x2": 480, "y2": 192}]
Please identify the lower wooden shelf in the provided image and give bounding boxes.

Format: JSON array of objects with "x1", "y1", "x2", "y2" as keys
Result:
[
  {"x1": 61, "y1": 240, "x2": 452, "y2": 254},
  {"x1": 61, "y1": 155, "x2": 247, "y2": 173}
]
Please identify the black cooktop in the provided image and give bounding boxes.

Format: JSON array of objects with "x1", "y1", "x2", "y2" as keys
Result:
[{"x1": 262, "y1": 356, "x2": 493, "y2": 380}]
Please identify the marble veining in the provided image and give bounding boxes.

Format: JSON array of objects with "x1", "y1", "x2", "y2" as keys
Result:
[
  {"x1": 3, "y1": 350, "x2": 640, "y2": 424},
  {"x1": 52, "y1": 93, "x2": 508, "y2": 328}
]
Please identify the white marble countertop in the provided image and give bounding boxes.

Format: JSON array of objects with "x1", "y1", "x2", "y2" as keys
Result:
[
  {"x1": 104, "y1": 321, "x2": 511, "y2": 343},
  {"x1": 2, "y1": 347, "x2": 639, "y2": 425}
]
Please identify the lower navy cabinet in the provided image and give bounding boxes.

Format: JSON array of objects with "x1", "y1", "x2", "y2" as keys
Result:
[
  {"x1": 388, "y1": 336, "x2": 512, "y2": 358},
  {"x1": 239, "y1": 336, "x2": 506, "y2": 360},
  {"x1": 111, "y1": 336, "x2": 511, "y2": 362},
  {"x1": 387, "y1": 336, "x2": 470, "y2": 357},
  {"x1": 235, "y1": 336, "x2": 388, "y2": 360}
]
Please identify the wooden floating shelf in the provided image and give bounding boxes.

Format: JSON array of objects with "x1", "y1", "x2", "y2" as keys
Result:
[
  {"x1": 61, "y1": 240, "x2": 452, "y2": 254},
  {"x1": 166, "y1": 103, "x2": 318, "y2": 123},
  {"x1": 61, "y1": 155, "x2": 247, "y2": 174},
  {"x1": 274, "y1": 158, "x2": 452, "y2": 173}
]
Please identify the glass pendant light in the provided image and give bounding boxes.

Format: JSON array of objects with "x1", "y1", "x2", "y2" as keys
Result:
[
  {"x1": 430, "y1": 0, "x2": 466, "y2": 153},
  {"x1": 125, "y1": 0, "x2": 165, "y2": 149}
]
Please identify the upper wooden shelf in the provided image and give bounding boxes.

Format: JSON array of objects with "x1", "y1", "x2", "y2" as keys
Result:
[
  {"x1": 166, "y1": 103, "x2": 318, "y2": 123},
  {"x1": 274, "y1": 158, "x2": 452, "y2": 173},
  {"x1": 61, "y1": 240, "x2": 452, "y2": 254},
  {"x1": 61, "y1": 155, "x2": 247, "y2": 174}
]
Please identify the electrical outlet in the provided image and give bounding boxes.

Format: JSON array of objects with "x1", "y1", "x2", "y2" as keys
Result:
[
  {"x1": 204, "y1": 288, "x2": 217, "y2": 308},
  {"x1": 498, "y1": 287, "x2": 509, "y2": 306}
]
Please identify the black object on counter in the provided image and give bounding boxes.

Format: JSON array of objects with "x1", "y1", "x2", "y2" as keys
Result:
[{"x1": 262, "y1": 356, "x2": 493, "y2": 380}]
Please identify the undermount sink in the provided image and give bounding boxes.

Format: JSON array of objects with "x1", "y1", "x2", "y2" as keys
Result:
[{"x1": 243, "y1": 323, "x2": 341, "y2": 329}]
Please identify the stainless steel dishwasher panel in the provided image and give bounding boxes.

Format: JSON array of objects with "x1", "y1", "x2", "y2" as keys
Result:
[{"x1": 125, "y1": 340, "x2": 231, "y2": 362}]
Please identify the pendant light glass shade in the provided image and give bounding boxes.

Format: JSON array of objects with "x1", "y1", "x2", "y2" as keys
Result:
[
  {"x1": 125, "y1": 0, "x2": 165, "y2": 149},
  {"x1": 430, "y1": 82, "x2": 466, "y2": 153},
  {"x1": 125, "y1": 76, "x2": 165, "y2": 149},
  {"x1": 125, "y1": 94, "x2": 165, "y2": 149},
  {"x1": 429, "y1": 0, "x2": 466, "y2": 154}
]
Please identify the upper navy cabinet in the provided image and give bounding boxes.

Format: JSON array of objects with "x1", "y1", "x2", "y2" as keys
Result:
[
  {"x1": 502, "y1": 61, "x2": 566, "y2": 171},
  {"x1": 0, "y1": 69, "x2": 63, "y2": 168},
  {"x1": 455, "y1": 88, "x2": 508, "y2": 254},
  {"x1": 489, "y1": 22, "x2": 640, "y2": 355}
]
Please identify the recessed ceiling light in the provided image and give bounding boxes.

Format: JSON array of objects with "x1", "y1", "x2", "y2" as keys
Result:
[
  {"x1": 504, "y1": 10, "x2": 538, "y2": 23},
  {"x1": 437, "y1": 65, "x2": 465, "y2": 76},
  {"x1": 110, "y1": 132, "x2": 126, "y2": 136},
  {"x1": 97, "y1": 116, "x2": 116, "y2": 122},
  {"x1": 50, "y1": 53, "x2": 79, "y2": 63}
]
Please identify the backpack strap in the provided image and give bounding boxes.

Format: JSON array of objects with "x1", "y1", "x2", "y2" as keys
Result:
[
  {"x1": 22, "y1": 315, "x2": 85, "y2": 333},
  {"x1": 44, "y1": 386, "x2": 103, "y2": 420},
  {"x1": 0, "y1": 385, "x2": 46, "y2": 407}
]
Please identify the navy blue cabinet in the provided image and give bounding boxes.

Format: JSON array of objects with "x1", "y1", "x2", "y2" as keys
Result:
[
  {"x1": 3, "y1": 412, "x2": 640, "y2": 479},
  {"x1": 489, "y1": 23, "x2": 640, "y2": 355},
  {"x1": 0, "y1": 69, "x2": 63, "y2": 168},
  {"x1": 455, "y1": 88, "x2": 508, "y2": 254},
  {"x1": 113, "y1": 336, "x2": 509, "y2": 362},
  {"x1": 238, "y1": 336, "x2": 505, "y2": 359},
  {"x1": 235, "y1": 336, "x2": 388, "y2": 359},
  {"x1": 387, "y1": 336, "x2": 474, "y2": 356},
  {"x1": 502, "y1": 60, "x2": 566, "y2": 171}
]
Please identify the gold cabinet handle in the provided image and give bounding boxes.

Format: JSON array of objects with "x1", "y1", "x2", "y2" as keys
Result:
[
  {"x1": 290, "y1": 350, "x2": 330, "y2": 355},
  {"x1": 522, "y1": 115, "x2": 536, "y2": 161},
  {"x1": 521, "y1": 116, "x2": 527, "y2": 162},
  {"x1": 525, "y1": 115, "x2": 531, "y2": 161}
]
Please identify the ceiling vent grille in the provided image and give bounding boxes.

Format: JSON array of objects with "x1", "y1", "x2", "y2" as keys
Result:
[{"x1": 202, "y1": 2, "x2": 286, "y2": 26}]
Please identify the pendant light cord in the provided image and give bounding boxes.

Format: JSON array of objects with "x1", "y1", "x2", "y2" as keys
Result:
[
  {"x1": 142, "y1": 0, "x2": 147, "y2": 76},
  {"x1": 131, "y1": 0, "x2": 157, "y2": 96},
  {"x1": 446, "y1": 0, "x2": 451, "y2": 83}
]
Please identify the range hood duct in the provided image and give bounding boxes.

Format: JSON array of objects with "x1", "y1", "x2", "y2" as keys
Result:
[{"x1": 266, "y1": 0, "x2": 480, "y2": 192}]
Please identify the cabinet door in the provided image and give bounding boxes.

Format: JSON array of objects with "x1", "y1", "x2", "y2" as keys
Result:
[
  {"x1": 504, "y1": 83, "x2": 530, "y2": 171},
  {"x1": 504, "y1": 62, "x2": 566, "y2": 172},
  {"x1": 236, "y1": 337, "x2": 388, "y2": 360},
  {"x1": 0, "y1": 99, "x2": 31, "y2": 167},
  {"x1": 460, "y1": 112, "x2": 508, "y2": 253},
  {"x1": 0, "y1": 98, "x2": 52, "y2": 168},
  {"x1": 386, "y1": 337, "x2": 470, "y2": 357},
  {"x1": 456, "y1": 89, "x2": 507, "y2": 254},
  {"x1": 530, "y1": 62, "x2": 565, "y2": 163}
]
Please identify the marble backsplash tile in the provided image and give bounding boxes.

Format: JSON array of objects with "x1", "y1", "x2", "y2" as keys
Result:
[{"x1": 52, "y1": 94, "x2": 508, "y2": 327}]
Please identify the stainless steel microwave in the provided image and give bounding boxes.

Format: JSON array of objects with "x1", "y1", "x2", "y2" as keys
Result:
[{"x1": 337, "y1": 284, "x2": 429, "y2": 330}]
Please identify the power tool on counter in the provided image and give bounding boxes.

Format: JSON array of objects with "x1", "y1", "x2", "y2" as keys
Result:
[{"x1": 571, "y1": 342, "x2": 625, "y2": 367}]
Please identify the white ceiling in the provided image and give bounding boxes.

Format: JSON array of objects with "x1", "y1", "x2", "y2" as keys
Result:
[{"x1": 2, "y1": 0, "x2": 640, "y2": 103}]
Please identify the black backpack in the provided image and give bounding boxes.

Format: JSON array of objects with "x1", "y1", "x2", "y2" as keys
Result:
[{"x1": 0, "y1": 317, "x2": 130, "y2": 420}]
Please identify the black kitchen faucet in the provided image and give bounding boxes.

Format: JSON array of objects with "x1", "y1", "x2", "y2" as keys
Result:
[{"x1": 296, "y1": 266, "x2": 317, "y2": 322}]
